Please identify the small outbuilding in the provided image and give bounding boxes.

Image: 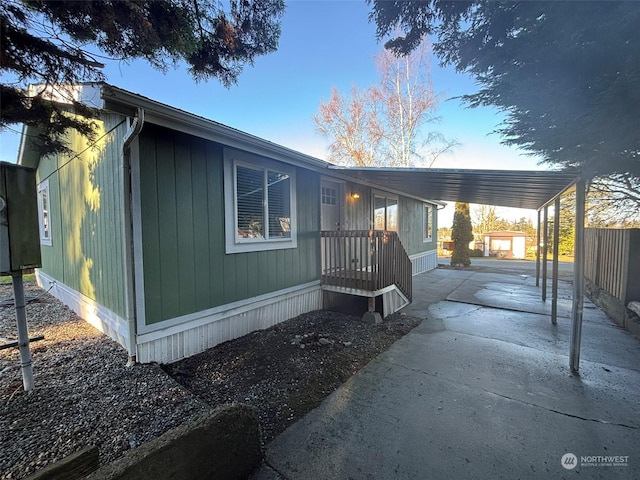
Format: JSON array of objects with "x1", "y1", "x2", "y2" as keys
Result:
[{"x1": 483, "y1": 231, "x2": 527, "y2": 259}]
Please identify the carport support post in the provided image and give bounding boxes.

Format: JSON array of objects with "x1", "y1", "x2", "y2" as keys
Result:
[
  {"x1": 551, "y1": 197, "x2": 560, "y2": 325},
  {"x1": 542, "y1": 206, "x2": 549, "y2": 301},
  {"x1": 570, "y1": 179, "x2": 586, "y2": 372},
  {"x1": 535, "y1": 210, "x2": 541, "y2": 286}
]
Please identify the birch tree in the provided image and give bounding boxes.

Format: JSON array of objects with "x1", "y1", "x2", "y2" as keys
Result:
[
  {"x1": 314, "y1": 41, "x2": 456, "y2": 167},
  {"x1": 314, "y1": 86, "x2": 383, "y2": 167}
]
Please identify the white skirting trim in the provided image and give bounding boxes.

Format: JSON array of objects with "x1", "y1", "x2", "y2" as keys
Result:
[
  {"x1": 136, "y1": 285, "x2": 323, "y2": 364},
  {"x1": 410, "y1": 249, "x2": 437, "y2": 276},
  {"x1": 382, "y1": 286, "x2": 410, "y2": 317},
  {"x1": 35, "y1": 270, "x2": 130, "y2": 352}
]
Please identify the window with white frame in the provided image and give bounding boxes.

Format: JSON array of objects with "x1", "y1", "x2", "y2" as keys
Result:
[
  {"x1": 373, "y1": 193, "x2": 398, "y2": 231},
  {"x1": 224, "y1": 148, "x2": 297, "y2": 253},
  {"x1": 423, "y1": 204, "x2": 433, "y2": 242},
  {"x1": 37, "y1": 179, "x2": 52, "y2": 246},
  {"x1": 490, "y1": 239, "x2": 511, "y2": 251},
  {"x1": 321, "y1": 186, "x2": 337, "y2": 205}
]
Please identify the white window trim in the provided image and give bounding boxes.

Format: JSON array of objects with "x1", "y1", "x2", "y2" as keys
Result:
[
  {"x1": 223, "y1": 147, "x2": 297, "y2": 254},
  {"x1": 423, "y1": 203, "x2": 433, "y2": 243},
  {"x1": 37, "y1": 179, "x2": 52, "y2": 246}
]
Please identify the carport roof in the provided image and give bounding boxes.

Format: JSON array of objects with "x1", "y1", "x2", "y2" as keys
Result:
[{"x1": 330, "y1": 167, "x2": 579, "y2": 210}]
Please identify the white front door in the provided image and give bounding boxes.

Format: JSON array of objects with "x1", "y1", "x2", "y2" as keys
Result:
[{"x1": 321, "y1": 180, "x2": 342, "y2": 231}]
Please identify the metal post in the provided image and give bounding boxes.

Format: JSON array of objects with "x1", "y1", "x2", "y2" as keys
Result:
[
  {"x1": 570, "y1": 179, "x2": 586, "y2": 372},
  {"x1": 551, "y1": 197, "x2": 560, "y2": 325},
  {"x1": 535, "y1": 210, "x2": 541, "y2": 287},
  {"x1": 542, "y1": 206, "x2": 549, "y2": 302},
  {"x1": 11, "y1": 271, "x2": 35, "y2": 391}
]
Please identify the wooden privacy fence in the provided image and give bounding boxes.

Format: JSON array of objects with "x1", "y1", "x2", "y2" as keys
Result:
[
  {"x1": 320, "y1": 230, "x2": 412, "y2": 302},
  {"x1": 584, "y1": 228, "x2": 640, "y2": 329}
]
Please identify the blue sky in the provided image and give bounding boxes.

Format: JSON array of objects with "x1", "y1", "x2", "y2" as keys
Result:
[{"x1": 0, "y1": 0, "x2": 544, "y2": 225}]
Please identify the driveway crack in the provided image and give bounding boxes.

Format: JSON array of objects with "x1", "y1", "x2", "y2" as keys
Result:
[
  {"x1": 388, "y1": 361, "x2": 639, "y2": 431},
  {"x1": 483, "y1": 390, "x2": 639, "y2": 430}
]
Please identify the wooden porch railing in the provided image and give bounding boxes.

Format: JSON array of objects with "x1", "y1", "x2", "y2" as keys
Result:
[{"x1": 320, "y1": 230, "x2": 412, "y2": 302}]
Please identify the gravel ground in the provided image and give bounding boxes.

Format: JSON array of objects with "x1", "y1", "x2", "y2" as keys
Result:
[
  {"x1": 0, "y1": 282, "x2": 208, "y2": 480},
  {"x1": 1, "y1": 281, "x2": 421, "y2": 479}
]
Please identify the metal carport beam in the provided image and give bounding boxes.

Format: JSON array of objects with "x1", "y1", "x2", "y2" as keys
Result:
[
  {"x1": 551, "y1": 197, "x2": 561, "y2": 325},
  {"x1": 542, "y1": 206, "x2": 549, "y2": 302},
  {"x1": 570, "y1": 179, "x2": 586, "y2": 372}
]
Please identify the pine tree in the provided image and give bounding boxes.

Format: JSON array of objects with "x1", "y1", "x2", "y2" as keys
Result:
[
  {"x1": 1, "y1": 0, "x2": 284, "y2": 156},
  {"x1": 451, "y1": 202, "x2": 474, "y2": 267},
  {"x1": 369, "y1": 1, "x2": 640, "y2": 179}
]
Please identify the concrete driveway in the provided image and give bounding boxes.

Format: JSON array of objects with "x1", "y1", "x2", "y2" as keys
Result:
[{"x1": 256, "y1": 266, "x2": 640, "y2": 479}]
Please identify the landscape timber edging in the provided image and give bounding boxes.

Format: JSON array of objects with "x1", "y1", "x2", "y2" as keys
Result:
[{"x1": 84, "y1": 403, "x2": 262, "y2": 480}]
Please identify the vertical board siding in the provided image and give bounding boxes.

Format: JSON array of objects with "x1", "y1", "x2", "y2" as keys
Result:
[
  {"x1": 138, "y1": 124, "x2": 320, "y2": 326},
  {"x1": 343, "y1": 181, "x2": 372, "y2": 230},
  {"x1": 342, "y1": 181, "x2": 438, "y2": 258},
  {"x1": 400, "y1": 196, "x2": 437, "y2": 256},
  {"x1": 585, "y1": 228, "x2": 639, "y2": 303},
  {"x1": 37, "y1": 113, "x2": 129, "y2": 319}
]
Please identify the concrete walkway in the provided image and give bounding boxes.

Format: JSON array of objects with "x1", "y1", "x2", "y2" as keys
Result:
[{"x1": 256, "y1": 266, "x2": 640, "y2": 479}]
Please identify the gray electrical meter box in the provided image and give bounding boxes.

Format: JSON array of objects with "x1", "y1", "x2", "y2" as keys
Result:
[{"x1": 0, "y1": 162, "x2": 42, "y2": 275}]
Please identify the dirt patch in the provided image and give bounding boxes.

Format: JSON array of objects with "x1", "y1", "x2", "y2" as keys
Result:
[{"x1": 164, "y1": 310, "x2": 422, "y2": 443}]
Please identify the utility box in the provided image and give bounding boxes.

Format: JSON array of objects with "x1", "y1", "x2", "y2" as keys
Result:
[{"x1": 0, "y1": 162, "x2": 42, "y2": 275}]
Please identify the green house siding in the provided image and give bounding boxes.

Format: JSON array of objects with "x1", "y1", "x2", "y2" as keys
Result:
[
  {"x1": 343, "y1": 180, "x2": 372, "y2": 230},
  {"x1": 138, "y1": 124, "x2": 320, "y2": 326},
  {"x1": 341, "y1": 180, "x2": 437, "y2": 254},
  {"x1": 36, "y1": 113, "x2": 129, "y2": 318},
  {"x1": 400, "y1": 196, "x2": 437, "y2": 256}
]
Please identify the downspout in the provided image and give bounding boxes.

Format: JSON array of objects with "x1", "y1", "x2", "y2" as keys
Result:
[
  {"x1": 122, "y1": 107, "x2": 144, "y2": 366},
  {"x1": 124, "y1": 107, "x2": 144, "y2": 150}
]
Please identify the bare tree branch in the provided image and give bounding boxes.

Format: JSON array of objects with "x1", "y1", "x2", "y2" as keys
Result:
[{"x1": 314, "y1": 39, "x2": 456, "y2": 167}]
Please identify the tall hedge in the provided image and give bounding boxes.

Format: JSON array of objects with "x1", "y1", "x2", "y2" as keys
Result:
[{"x1": 451, "y1": 202, "x2": 474, "y2": 266}]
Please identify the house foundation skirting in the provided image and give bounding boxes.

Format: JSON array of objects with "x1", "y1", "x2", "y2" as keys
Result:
[
  {"x1": 322, "y1": 284, "x2": 409, "y2": 318},
  {"x1": 410, "y1": 249, "x2": 437, "y2": 276},
  {"x1": 35, "y1": 270, "x2": 131, "y2": 352},
  {"x1": 136, "y1": 284, "x2": 323, "y2": 364},
  {"x1": 382, "y1": 287, "x2": 410, "y2": 318}
]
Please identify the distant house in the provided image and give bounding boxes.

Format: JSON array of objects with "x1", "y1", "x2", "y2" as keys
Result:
[
  {"x1": 483, "y1": 231, "x2": 526, "y2": 259},
  {"x1": 19, "y1": 83, "x2": 440, "y2": 364}
]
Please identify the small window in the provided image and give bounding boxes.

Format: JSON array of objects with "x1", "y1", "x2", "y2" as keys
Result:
[
  {"x1": 321, "y1": 186, "x2": 337, "y2": 205},
  {"x1": 373, "y1": 193, "x2": 398, "y2": 232},
  {"x1": 491, "y1": 239, "x2": 511, "y2": 251},
  {"x1": 37, "y1": 180, "x2": 52, "y2": 246},
  {"x1": 224, "y1": 148, "x2": 297, "y2": 253},
  {"x1": 423, "y1": 204, "x2": 433, "y2": 242}
]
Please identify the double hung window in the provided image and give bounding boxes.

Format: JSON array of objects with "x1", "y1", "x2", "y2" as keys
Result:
[{"x1": 224, "y1": 149, "x2": 297, "y2": 253}]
